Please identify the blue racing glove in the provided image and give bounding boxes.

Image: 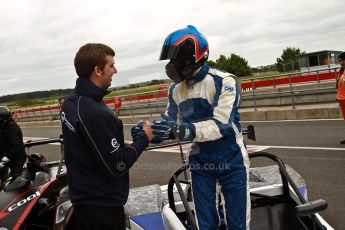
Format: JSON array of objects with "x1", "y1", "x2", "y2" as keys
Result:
[
  {"x1": 175, "y1": 123, "x2": 195, "y2": 142},
  {"x1": 152, "y1": 114, "x2": 196, "y2": 142},
  {"x1": 151, "y1": 120, "x2": 175, "y2": 141},
  {"x1": 131, "y1": 120, "x2": 146, "y2": 142}
]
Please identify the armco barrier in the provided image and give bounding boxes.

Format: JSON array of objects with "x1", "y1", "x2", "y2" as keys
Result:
[
  {"x1": 240, "y1": 82, "x2": 336, "y2": 108},
  {"x1": 241, "y1": 68, "x2": 338, "y2": 90}
]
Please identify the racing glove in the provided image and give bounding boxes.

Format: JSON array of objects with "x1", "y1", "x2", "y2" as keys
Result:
[
  {"x1": 175, "y1": 122, "x2": 195, "y2": 142},
  {"x1": 152, "y1": 114, "x2": 196, "y2": 142},
  {"x1": 131, "y1": 120, "x2": 146, "y2": 142},
  {"x1": 151, "y1": 120, "x2": 174, "y2": 140}
]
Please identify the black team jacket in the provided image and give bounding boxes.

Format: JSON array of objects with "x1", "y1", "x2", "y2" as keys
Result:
[
  {"x1": 61, "y1": 78, "x2": 149, "y2": 207},
  {"x1": 0, "y1": 120, "x2": 27, "y2": 176}
]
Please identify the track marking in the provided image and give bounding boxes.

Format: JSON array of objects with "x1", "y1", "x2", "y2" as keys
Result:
[
  {"x1": 258, "y1": 145, "x2": 345, "y2": 151},
  {"x1": 147, "y1": 144, "x2": 269, "y2": 154},
  {"x1": 277, "y1": 156, "x2": 345, "y2": 161},
  {"x1": 23, "y1": 137, "x2": 48, "y2": 142},
  {"x1": 24, "y1": 137, "x2": 345, "y2": 152},
  {"x1": 124, "y1": 118, "x2": 343, "y2": 126},
  {"x1": 241, "y1": 118, "x2": 342, "y2": 123},
  {"x1": 23, "y1": 137, "x2": 61, "y2": 145},
  {"x1": 146, "y1": 144, "x2": 345, "y2": 153}
]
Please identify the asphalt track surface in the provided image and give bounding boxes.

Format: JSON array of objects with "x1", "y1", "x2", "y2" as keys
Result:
[{"x1": 21, "y1": 119, "x2": 345, "y2": 229}]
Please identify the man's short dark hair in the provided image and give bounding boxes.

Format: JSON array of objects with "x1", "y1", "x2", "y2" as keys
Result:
[
  {"x1": 74, "y1": 43, "x2": 115, "y2": 79},
  {"x1": 58, "y1": 97, "x2": 65, "y2": 106}
]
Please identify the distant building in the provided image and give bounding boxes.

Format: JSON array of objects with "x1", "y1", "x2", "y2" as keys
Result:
[{"x1": 299, "y1": 50, "x2": 342, "y2": 72}]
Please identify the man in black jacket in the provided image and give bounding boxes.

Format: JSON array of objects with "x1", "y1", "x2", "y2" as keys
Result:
[
  {"x1": 61, "y1": 43, "x2": 153, "y2": 230},
  {"x1": 0, "y1": 106, "x2": 27, "y2": 181}
]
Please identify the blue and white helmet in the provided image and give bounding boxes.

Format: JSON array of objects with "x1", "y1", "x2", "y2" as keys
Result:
[{"x1": 159, "y1": 25, "x2": 209, "y2": 83}]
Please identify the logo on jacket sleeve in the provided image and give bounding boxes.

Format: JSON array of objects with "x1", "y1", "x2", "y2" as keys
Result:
[
  {"x1": 110, "y1": 138, "x2": 120, "y2": 153},
  {"x1": 224, "y1": 85, "x2": 234, "y2": 93},
  {"x1": 61, "y1": 112, "x2": 75, "y2": 132}
]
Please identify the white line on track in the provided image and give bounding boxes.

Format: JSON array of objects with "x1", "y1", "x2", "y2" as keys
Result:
[
  {"x1": 23, "y1": 137, "x2": 61, "y2": 145},
  {"x1": 124, "y1": 118, "x2": 342, "y2": 126},
  {"x1": 23, "y1": 137, "x2": 48, "y2": 142},
  {"x1": 21, "y1": 126, "x2": 61, "y2": 128},
  {"x1": 276, "y1": 156, "x2": 345, "y2": 161},
  {"x1": 241, "y1": 118, "x2": 342, "y2": 123},
  {"x1": 258, "y1": 145, "x2": 345, "y2": 151},
  {"x1": 24, "y1": 136, "x2": 345, "y2": 151},
  {"x1": 148, "y1": 144, "x2": 270, "y2": 154},
  {"x1": 147, "y1": 144, "x2": 345, "y2": 153}
]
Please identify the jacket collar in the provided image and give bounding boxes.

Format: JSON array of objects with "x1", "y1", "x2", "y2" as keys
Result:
[
  {"x1": 75, "y1": 78, "x2": 110, "y2": 102},
  {"x1": 186, "y1": 63, "x2": 210, "y2": 85}
]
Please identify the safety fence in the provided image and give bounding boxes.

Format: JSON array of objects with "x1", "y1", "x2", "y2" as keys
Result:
[
  {"x1": 241, "y1": 67, "x2": 339, "y2": 109},
  {"x1": 13, "y1": 67, "x2": 340, "y2": 122}
]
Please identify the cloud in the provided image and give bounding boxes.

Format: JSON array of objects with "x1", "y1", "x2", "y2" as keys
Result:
[{"x1": 0, "y1": 0, "x2": 344, "y2": 96}]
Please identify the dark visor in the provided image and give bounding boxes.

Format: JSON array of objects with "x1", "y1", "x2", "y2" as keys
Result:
[{"x1": 159, "y1": 45, "x2": 179, "y2": 60}]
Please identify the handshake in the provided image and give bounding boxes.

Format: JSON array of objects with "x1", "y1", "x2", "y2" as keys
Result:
[{"x1": 131, "y1": 114, "x2": 196, "y2": 144}]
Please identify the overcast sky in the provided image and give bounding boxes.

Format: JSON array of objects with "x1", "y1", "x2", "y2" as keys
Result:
[{"x1": 0, "y1": 0, "x2": 344, "y2": 96}]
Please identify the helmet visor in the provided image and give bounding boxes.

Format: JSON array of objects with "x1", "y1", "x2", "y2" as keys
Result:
[
  {"x1": 160, "y1": 40, "x2": 195, "y2": 61},
  {"x1": 159, "y1": 45, "x2": 178, "y2": 60}
]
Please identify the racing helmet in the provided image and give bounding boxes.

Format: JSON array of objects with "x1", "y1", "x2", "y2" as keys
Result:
[
  {"x1": 0, "y1": 106, "x2": 12, "y2": 124},
  {"x1": 338, "y1": 52, "x2": 345, "y2": 61},
  {"x1": 159, "y1": 25, "x2": 209, "y2": 83}
]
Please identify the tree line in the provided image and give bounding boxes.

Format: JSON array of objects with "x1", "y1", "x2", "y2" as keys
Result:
[
  {"x1": 0, "y1": 89, "x2": 73, "y2": 104},
  {"x1": 0, "y1": 80, "x2": 169, "y2": 105},
  {"x1": 206, "y1": 47, "x2": 302, "y2": 78}
]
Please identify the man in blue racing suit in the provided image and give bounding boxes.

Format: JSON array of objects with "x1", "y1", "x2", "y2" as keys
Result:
[{"x1": 152, "y1": 25, "x2": 250, "y2": 230}]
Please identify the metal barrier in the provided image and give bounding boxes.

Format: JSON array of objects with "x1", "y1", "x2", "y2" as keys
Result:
[
  {"x1": 13, "y1": 67, "x2": 340, "y2": 122},
  {"x1": 15, "y1": 106, "x2": 61, "y2": 123},
  {"x1": 241, "y1": 67, "x2": 339, "y2": 110},
  {"x1": 241, "y1": 66, "x2": 339, "y2": 89}
]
